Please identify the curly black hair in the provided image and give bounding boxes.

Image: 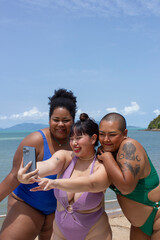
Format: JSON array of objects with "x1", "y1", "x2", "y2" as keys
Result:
[{"x1": 48, "y1": 88, "x2": 77, "y2": 120}]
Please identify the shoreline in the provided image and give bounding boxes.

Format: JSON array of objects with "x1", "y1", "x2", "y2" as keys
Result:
[{"x1": 141, "y1": 128, "x2": 160, "y2": 131}]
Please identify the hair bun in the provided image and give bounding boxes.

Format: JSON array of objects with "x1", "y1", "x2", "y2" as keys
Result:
[{"x1": 79, "y1": 113, "x2": 89, "y2": 121}]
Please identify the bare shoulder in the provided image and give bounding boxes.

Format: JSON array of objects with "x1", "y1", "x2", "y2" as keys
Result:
[
  {"x1": 13, "y1": 131, "x2": 44, "y2": 160},
  {"x1": 117, "y1": 137, "x2": 147, "y2": 178},
  {"x1": 119, "y1": 137, "x2": 145, "y2": 155},
  {"x1": 94, "y1": 159, "x2": 111, "y2": 186},
  {"x1": 18, "y1": 130, "x2": 44, "y2": 148},
  {"x1": 94, "y1": 158, "x2": 108, "y2": 172}
]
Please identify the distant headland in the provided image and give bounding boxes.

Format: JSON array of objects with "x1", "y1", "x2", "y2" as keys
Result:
[
  {"x1": 146, "y1": 115, "x2": 160, "y2": 131},
  {"x1": 0, "y1": 123, "x2": 49, "y2": 132}
]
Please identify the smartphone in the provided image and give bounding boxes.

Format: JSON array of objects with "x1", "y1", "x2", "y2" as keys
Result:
[{"x1": 23, "y1": 146, "x2": 36, "y2": 173}]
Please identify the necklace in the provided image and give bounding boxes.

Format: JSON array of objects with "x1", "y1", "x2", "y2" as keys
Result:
[
  {"x1": 79, "y1": 153, "x2": 96, "y2": 161},
  {"x1": 53, "y1": 136, "x2": 69, "y2": 147}
]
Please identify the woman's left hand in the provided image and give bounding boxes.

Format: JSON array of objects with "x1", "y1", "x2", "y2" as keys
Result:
[{"x1": 30, "y1": 178, "x2": 57, "y2": 191}]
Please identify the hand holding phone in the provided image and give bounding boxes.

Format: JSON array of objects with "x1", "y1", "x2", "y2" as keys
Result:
[{"x1": 23, "y1": 146, "x2": 36, "y2": 173}]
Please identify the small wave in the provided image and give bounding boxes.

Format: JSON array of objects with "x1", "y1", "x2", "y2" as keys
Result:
[
  {"x1": 0, "y1": 137, "x2": 24, "y2": 141},
  {"x1": 106, "y1": 208, "x2": 122, "y2": 214}
]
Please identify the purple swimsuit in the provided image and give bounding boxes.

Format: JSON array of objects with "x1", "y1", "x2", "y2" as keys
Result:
[{"x1": 54, "y1": 156, "x2": 104, "y2": 240}]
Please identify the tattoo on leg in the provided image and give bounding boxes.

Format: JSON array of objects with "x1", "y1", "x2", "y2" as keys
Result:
[{"x1": 56, "y1": 157, "x2": 60, "y2": 161}]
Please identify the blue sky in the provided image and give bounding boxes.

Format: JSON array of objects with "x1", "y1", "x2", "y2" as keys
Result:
[{"x1": 1, "y1": 0, "x2": 160, "y2": 128}]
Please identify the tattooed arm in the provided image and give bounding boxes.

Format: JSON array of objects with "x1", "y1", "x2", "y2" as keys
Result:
[{"x1": 98, "y1": 139, "x2": 145, "y2": 194}]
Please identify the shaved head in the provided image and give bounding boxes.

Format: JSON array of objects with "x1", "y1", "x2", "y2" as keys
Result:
[{"x1": 100, "y1": 113, "x2": 126, "y2": 132}]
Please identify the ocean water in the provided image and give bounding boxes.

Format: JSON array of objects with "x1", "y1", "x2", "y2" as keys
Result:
[
  {"x1": 0, "y1": 129, "x2": 160, "y2": 215},
  {"x1": 0, "y1": 131, "x2": 31, "y2": 215}
]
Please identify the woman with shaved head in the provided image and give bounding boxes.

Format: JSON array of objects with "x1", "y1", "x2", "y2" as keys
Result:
[{"x1": 98, "y1": 112, "x2": 160, "y2": 240}]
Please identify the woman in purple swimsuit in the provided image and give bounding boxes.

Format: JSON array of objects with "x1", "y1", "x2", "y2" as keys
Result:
[
  {"x1": 18, "y1": 113, "x2": 112, "y2": 240},
  {"x1": 0, "y1": 89, "x2": 77, "y2": 240}
]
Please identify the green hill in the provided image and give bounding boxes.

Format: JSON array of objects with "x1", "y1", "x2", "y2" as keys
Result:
[{"x1": 148, "y1": 115, "x2": 160, "y2": 129}]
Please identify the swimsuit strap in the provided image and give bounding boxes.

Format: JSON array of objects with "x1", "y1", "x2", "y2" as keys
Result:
[
  {"x1": 90, "y1": 154, "x2": 97, "y2": 174},
  {"x1": 38, "y1": 129, "x2": 46, "y2": 139},
  {"x1": 38, "y1": 130, "x2": 51, "y2": 160},
  {"x1": 61, "y1": 156, "x2": 78, "y2": 178}
]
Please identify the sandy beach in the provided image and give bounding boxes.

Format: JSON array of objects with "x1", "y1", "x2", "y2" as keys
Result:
[{"x1": 109, "y1": 213, "x2": 130, "y2": 240}]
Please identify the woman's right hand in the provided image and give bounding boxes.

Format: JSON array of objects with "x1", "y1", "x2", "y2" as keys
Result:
[{"x1": 17, "y1": 161, "x2": 39, "y2": 184}]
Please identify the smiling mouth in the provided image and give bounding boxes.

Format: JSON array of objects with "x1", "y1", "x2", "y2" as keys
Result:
[
  {"x1": 73, "y1": 148, "x2": 81, "y2": 153},
  {"x1": 104, "y1": 143, "x2": 112, "y2": 146},
  {"x1": 56, "y1": 128, "x2": 66, "y2": 133},
  {"x1": 102, "y1": 144, "x2": 113, "y2": 150}
]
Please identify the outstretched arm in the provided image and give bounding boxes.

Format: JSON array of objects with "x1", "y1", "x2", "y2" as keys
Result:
[
  {"x1": 31, "y1": 162, "x2": 111, "y2": 193},
  {"x1": 98, "y1": 139, "x2": 146, "y2": 194},
  {"x1": 18, "y1": 150, "x2": 70, "y2": 184}
]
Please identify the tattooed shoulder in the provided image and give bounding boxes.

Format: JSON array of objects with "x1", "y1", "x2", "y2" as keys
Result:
[
  {"x1": 119, "y1": 142, "x2": 141, "y2": 162},
  {"x1": 117, "y1": 142, "x2": 141, "y2": 178}
]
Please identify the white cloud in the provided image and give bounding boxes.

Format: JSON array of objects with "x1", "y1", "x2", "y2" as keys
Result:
[
  {"x1": 122, "y1": 102, "x2": 140, "y2": 115},
  {"x1": 0, "y1": 115, "x2": 7, "y2": 120},
  {"x1": 105, "y1": 102, "x2": 140, "y2": 116},
  {"x1": 9, "y1": 107, "x2": 48, "y2": 120},
  {"x1": 0, "y1": 108, "x2": 48, "y2": 122},
  {"x1": 106, "y1": 107, "x2": 118, "y2": 113},
  {"x1": 153, "y1": 109, "x2": 160, "y2": 116},
  {"x1": 15, "y1": 0, "x2": 160, "y2": 17}
]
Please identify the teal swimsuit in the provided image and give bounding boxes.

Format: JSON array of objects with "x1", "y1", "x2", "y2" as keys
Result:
[{"x1": 110, "y1": 155, "x2": 160, "y2": 236}]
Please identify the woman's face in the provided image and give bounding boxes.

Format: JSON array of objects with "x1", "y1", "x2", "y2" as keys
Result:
[
  {"x1": 70, "y1": 133, "x2": 96, "y2": 159},
  {"x1": 49, "y1": 107, "x2": 73, "y2": 139},
  {"x1": 99, "y1": 120, "x2": 127, "y2": 153}
]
